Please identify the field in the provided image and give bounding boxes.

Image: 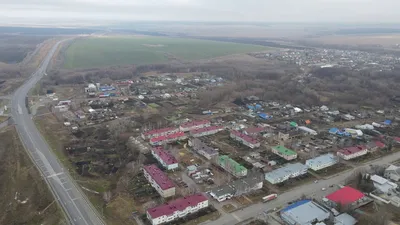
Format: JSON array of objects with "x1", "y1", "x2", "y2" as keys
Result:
[
  {"x1": 63, "y1": 36, "x2": 271, "y2": 69},
  {"x1": 307, "y1": 34, "x2": 400, "y2": 47},
  {"x1": 0, "y1": 126, "x2": 63, "y2": 224}
]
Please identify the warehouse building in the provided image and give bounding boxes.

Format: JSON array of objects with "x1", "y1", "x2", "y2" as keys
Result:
[
  {"x1": 306, "y1": 153, "x2": 338, "y2": 171},
  {"x1": 280, "y1": 200, "x2": 331, "y2": 225},
  {"x1": 265, "y1": 163, "x2": 308, "y2": 184}
]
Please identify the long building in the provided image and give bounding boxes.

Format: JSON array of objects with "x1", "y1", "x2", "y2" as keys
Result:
[
  {"x1": 146, "y1": 193, "x2": 209, "y2": 225},
  {"x1": 337, "y1": 145, "x2": 368, "y2": 160},
  {"x1": 306, "y1": 153, "x2": 338, "y2": 171},
  {"x1": 209, "y1": 172, "x2": 264, "y2": 202},
  {"x1": 190, "y1": 126, "x2": 224, "y2": 138},
  {"x1": 217, "y1": 155, "x2": 247, "y2": 177},
  {"x1": 188, "y1": 138, "x2": 219, "y2": 160},
  {"x1": 271, "y1": 145, "x2": 298, "y2": 161},
  {"x1": 280, "y1": 200, "x2": 330, "y2": 225},
  {"x1": 142, "y1": 127, "x2": 180, "y2": 140},
  {"x1": 179, "y1": 120, "x2": 211, "y2": 132},
  {"x1": 143, "y1": 164, "x2": 176, "y2": 198},
  {"x1": 149, "y1": 132, "x2": 187, "y2": 146},
  {"x1": 265, "y1": 163, "x2": 308, "y2": 184},
  {"x1": 151, "y1": 146, "x2": 179, "y2": 170},
  {"x1": 230, "y1": 130, "x2": 260, "y2": 148}
]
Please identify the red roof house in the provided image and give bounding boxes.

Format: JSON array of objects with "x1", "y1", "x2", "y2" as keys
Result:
[{"x1": 325, "y1": 186, "x2": 365, "y2": 205}]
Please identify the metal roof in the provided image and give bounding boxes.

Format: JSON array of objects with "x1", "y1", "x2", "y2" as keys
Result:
[
  {"x1": 334, "y1": 213, "x2": 357, "y2": 225},
  {"x1": 265, "y1": 163, "x2": 308, "y2": 181},
  {"x1": 272, "y1": 145, "x2": 297, "y2": 156},
  {"x1": 306, "y1": 153, "x2": 337, "y2": 168},
  {"x1": 281, "y1": 200, "x2": 330, "y2": 225},
  {"x1": 218, "y1": 155, "x2": 247, "y2": 173}
]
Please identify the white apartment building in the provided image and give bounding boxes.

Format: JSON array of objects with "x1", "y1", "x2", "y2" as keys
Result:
[
  {"x1": 146, "y1": 194, "x2": 209, "y2": 225},
  {"x1": 265, "y1": 163, "x2": 308, "y2": 184},
  {"x1": 306, "y1": 153, "x2": 338, "y2": 171},
  {"x1": 337, "y1": 145, "x2": 368, "y2": 160}
]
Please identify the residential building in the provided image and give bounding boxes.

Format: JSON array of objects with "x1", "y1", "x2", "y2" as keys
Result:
[
  {"x1": 367, "y1": 141, "x2": 386, "y2": 152},
  {"x1": 151, "y1": 146, "x2": 179, "y2": 170},
  {"x1": 371, "y1": 175, "x2": 398, "y2": 193},
  {"x1": 188, "y1": 138, "x2": 219, "y2": 160},
  {"x1": 209, "y1": 172, "x2": 263, "y2": 202},
  {"x1": 217, "y1": 155, "x2": 247, "y2": 177},
  {"x1": 143, "y1": 164, "x2": 176, "y2": 198},
  {"x1": 230, "y1": 130, "x2": 260, "y2": 148},
  {"x1": 280, "y1": 200, "x2": 331, "y2": 225},
  {"x1": 385, "y1": 165, "x2": 400, "y2": 182},
  {"x1": 179, "y1": 120, "x2": 211, "y2": 132},
  {"x1": 334, "y1": 213, "x2": 357, "y2": 225},
  {"x1": 306, "y1": 153, "x2": 338, "y2": 171},
  {"x1": 337, "y1": 145, "x2": 368, "y2": 160},
  {"x1": 265, "y1": 163, "x2": 308, "y2": 184},
  {"x1": 146, "y1": 194, "x2": 208, "y2": 225},
  {"x1": 271, "y1": 145, "x2": 298, "y2": 161},
  {"x1": 190, "y1": 126, "x2": 224, "y2": 138},
  {"x1": 149, "y1": 132, "x2": 187, "y2": 146},
  {"x1": 142, "y1": 127, "x2": 180, "y2": 140},
  {"x1": 324, "y1": 186, "x2": 366, "y2": 207},
  {"x1": 243, "y1": 126, "x2": 265, "y2": 136}
]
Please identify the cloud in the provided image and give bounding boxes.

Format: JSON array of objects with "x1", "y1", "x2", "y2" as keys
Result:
[{"x1": 0, "y1": 0, "x2": 399, "y2": 25}]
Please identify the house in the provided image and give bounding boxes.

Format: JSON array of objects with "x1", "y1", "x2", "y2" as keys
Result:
[
  {"x1": 188, "y1": 138, "x2": 219, "y2": 160},
  {"x1": 306, "y1": 153, "x2": 338, "y2": 171},
  {"x1": 324, "y1": 186, "x2": 366, "y2": 207},
  {"x1": 385, "y1": 165, "x2": 400, "y2": 182},
  {"x1": 243, "y1": 126, "x2": 265, "y2": 136},
  {"x1": 209, "y1": 172, "x2": 263, "y2": 202},
  {"x1": 230, "y1": 130, "x2": 260, "y2": 148},
  {"x1": 179, "y1": 120, "x2": 211, "y2": 132},
  {"x1": 143, "y1": 164, "x2": 176, "y2": 198},
  {"x1": 265, "y1": 163, "x2": 308, "y2": 184},
  {"x1": 151, "y1": 147, "x2": 179, "y2": 170},
  {"x1": 190, "y1": 126, "x2": 224, "y2": 138},
  {"x1": 280, "y1": 200, "x2": 331, "y2": 225},
  {"x1": 337, "y1": 145, "x2": 368, "y2": 160},
  {"x1": 367, "y1": 141, "x2": 386, "y2": 152},
  {"x1": 146, "y1": 194, "x2": 208, "y2": 225},
  {"x1": 271, "y1": 145, "x2": 298, "y2": 161},
  {"x1": 217, "y1": 155, "x2": 247, "y2": 177},
  {"x1": 142, "y1": 127, "x2": 180, "y2": 139},
  {"x1": 149, "y1": 132, "x2": 187, "y2": 146},
  {"x1": 297, "y1": 126, "x2": 318, "y2": 135},
  {"x1": 371, "y1": 175, "x2": 398, "y2": 193}
]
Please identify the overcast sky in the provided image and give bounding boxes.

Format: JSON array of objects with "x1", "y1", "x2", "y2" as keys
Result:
[{"x1": 0, "y1": 0, "x2": 399, "y2": 25}]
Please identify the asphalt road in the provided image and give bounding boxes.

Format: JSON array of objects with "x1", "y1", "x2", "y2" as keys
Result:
[
  {"x1": 10, "y1": 40, "x2": 104, "y2": 225},
  {"x1": 206, "y1": 151, "x2": 400, "y2": 225}
]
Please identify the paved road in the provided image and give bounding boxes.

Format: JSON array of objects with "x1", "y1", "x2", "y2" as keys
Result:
[
  {"x1": 10, "y1": 40, "x2": 104, "y2": 225},
  {"x1": 207, "y1": 151, "x2": 400, "y2": 225}
]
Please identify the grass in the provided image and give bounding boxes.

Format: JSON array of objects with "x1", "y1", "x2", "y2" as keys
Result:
[
  {"x1": 222, "y1": 203, "x2": 236, "y2": 213},
  {"x1": 63, "y1": 36, "x2": 270, "y2": 69},
  {"x1": 182, "y1": 210, "x2": 220, "y2": 225}
]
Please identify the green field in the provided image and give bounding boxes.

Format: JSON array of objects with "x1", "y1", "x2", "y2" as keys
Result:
[{"x1": 64, "y1": 36, "x2": 270, "y2": 69}]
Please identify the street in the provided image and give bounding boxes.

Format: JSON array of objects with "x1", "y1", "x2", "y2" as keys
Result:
[
  {"x1": 206, "y1": 151, "x2": 400, "y2": 225},
  {"x1": 10, "y1": 40, "x2": 104, "y2": 225}
]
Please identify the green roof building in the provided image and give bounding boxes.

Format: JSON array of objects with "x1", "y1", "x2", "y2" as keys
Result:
[
  {"x1": 218, "y1": 155, "x2": 248, "y2": 177},
  {"x1": 271, "y1": 145, "x2": 298, "y2": 160}
]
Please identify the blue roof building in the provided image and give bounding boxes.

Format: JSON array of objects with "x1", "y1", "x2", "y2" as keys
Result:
[
  {"x1": 384, "y1": 120, "x2": 392, "y2": 125},
  {"x1": 258, "y1": 113, "x2": 272, "y2": 120},
  {"x1": 329, "y1": 128, "x2": 339, "y2": 134},
  {"x1": 281, "y1": 200, "x2": 330, "y2": 225}
]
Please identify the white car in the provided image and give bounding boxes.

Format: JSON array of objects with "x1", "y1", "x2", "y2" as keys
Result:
[{"x1": 321, "y1": 187, "x2": 326, "y2": 191}]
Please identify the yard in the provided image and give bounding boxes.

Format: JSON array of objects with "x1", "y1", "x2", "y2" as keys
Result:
[{"x1": 63, "y1": 36, "x2": 270, "y2": 69}]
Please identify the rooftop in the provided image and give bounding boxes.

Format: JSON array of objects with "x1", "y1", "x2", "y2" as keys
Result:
[
  {"x1": 218, "y1": 155, "x2": 247, "y2": 173},
  {"x1": 281, "y1": 200, "x2": 330, "y2": 225},
  {"x1": 306, "y1": 153, "x2": 337, "y2": 167},
  {"x1": 272, "y1": 145, "x2": 297, "y2": 156},
  {"x1": 144, "y1": 127, "x2": 178, "y2": 136},
  {"x1": 325, "y1": 186, "x2": 365, "y2": 205},
  {"x1": 335, "y1": 213, "x2": 357, "y2": 225},
  {"x1": 180, "y1": 120, "x2": 210, "y2": 129},
  {"x1": 265, "y1": 163, "x2": 308, "y2": 181},
  {"x1": 190, "y1": 126, "x2": 223, "y2": 135},
  {"x1": 337, "y1": 145, "x2": 367, "y2": 156},
  {"x1": 143, "y1": 164, "x2": 175, "y2": 190},
  {"x1": 190, "y1": 138, "x2": 218, "y2": 155},
  {"x1": 231, "y1": 130, "x2": 259, "y2": 144},
  {"x1": 150, "y1": 132, "x2": 186, "y2": 143},
  {"x1": 152, "y1": 146, "x2": 178, "y2": 165},
  {"x1": 147, "y1": 194, "x2": 207, "y2": 219},
  {"x1": 244, "y1": 126, "x2": 265, "y2": 134}
]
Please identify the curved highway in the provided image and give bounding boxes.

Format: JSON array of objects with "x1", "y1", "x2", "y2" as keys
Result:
[{"x1": 11, "y1": 40, "x2": 105, "y2": 225}]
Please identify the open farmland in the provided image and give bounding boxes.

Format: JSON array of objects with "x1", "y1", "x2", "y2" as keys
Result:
[{"x1": 63, "y1": 36, "x2": 270, "y2": 69}]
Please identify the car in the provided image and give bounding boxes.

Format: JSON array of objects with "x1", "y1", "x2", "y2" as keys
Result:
[
  {"x1": 321, "y1": 187, "x2": 326, "y2": 191},
  {"x1": 314, "y1": 180, "x2": 319, "y2": 183}
]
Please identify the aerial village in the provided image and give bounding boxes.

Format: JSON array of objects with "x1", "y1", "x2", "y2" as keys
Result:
[{"x1": 33, "y1": 72, "x2": 400, "y2": 225}]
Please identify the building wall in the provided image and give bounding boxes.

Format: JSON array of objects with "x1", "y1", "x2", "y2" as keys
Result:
[
  {"x1": 337, "y1": 149, "x2": 368, "y2": 160},
  {"x1": 306, "y1": 161, "x2": 337, "y2": 171},
  {"x1": 143, "y1": 168, "x2": 176, "y2": 198},
  {"x1": 271, "y1": 148, "x2": 297, "y2": 161}
]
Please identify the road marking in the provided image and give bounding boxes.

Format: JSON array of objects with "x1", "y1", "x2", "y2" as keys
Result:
[
  {"x1": 72, "y1": 197, "x2": 81, "y2": 201},
  {"x1": 47, "y1": 172, "x2": 64, "y2": 178},
  {"x1": 18, "y1": 105, "x2": 22, "y2": 115},
  {"x1": 232, "y1": 213, "x2": 241, "y2": 222}
]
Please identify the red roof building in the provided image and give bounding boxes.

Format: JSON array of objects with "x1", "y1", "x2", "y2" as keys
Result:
[
  {"x1": 243, "y1": 127, "x2": 265, "y2": 136},
  {"x1": 230, "y1": 130, "x2": 260, "y2": 149},
  {"x1": 142, "y1": 127, "x2": 180, "y2": 140},
  {"x1": 337, "y1": 145, "x2": 368, "y2": 160},
  {"x1": 179, "y1": 120, "x2": 211, "y2": 132},
  {"x1": 143, "y1": 164, "x2": 176, "y2": 198},
  {"x1": 190, "y1": 126, "x2": 224, "y2": 137},
  {"x1": 149, "y1": 132, "x2": 187, "y2": 146},
  {"x1": 325, "y1": 186, "x2": 365, "y2": 206},
  {"x1": 394, "y1": 137, "x2": 400, "y2": 143},
  {"x1": 146, "y1": 194, "x2": 209, "y2": 225},
  {"x1": 151, "y1": 147, "x2": 179, "y2": 170}
]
